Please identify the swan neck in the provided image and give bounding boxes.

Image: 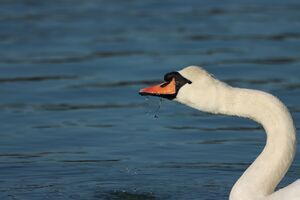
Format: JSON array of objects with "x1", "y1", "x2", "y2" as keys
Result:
[{"x1": 218, "y1": 87, "x2": 297, "y2": 200}]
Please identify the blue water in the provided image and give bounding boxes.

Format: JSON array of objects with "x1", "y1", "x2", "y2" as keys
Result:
[{"x1": 0, "y1": 0, "x2": 300, "y2": 199}]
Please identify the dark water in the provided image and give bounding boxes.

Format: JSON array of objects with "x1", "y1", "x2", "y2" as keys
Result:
[{"x1": 1, "y1": 0, "x2": 300, "y2": 199}]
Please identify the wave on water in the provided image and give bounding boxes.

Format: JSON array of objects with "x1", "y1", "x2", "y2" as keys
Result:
[
  {"x1": 0, "y1": 75, "x2": 77, "y2": 83},
  {"x1": 101, "y1": 190, "x2": 157, "y2": 200},
  {"x1": 0, "y1": 103, "x2": 144, "y2": 111}
]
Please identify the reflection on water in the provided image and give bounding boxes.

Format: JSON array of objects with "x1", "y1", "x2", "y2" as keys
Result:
[{"x1": 0, "y1": 0, "x2": 300, "y2": 199}]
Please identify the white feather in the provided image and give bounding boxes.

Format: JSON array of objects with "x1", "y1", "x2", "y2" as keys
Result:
[{"x1": 175, "y1": 66, "x2": 299, "y2": 200}]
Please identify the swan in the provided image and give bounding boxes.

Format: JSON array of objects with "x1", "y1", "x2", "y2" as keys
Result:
[{"x1": 139, "y1": 66, "x2": 300, "y2": 200}]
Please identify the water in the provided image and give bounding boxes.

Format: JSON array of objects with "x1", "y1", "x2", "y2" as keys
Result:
[{"x1": 0, "y1": 0, "x2": 300, "y2": 199}]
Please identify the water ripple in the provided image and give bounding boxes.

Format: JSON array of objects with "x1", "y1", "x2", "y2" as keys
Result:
[
  {"x1": 188, "y1": 33, "x2": 300, "y2": 41},
  {"x1": 0, "y1": 51, "x2": 147, "y2": 64},
  {"x1": 166, "y1": 125, "x2": 262, "y2": 132},
  {"x1": 0, "y1": 103, "x2": 144, "y2": 111},
  {"x1": 153, "y1": 162, "x2": 249, "y2": 170},
  {"x1": 0, "y1": 151, "x2": 85, "y2": 159},
  {"x1": 215, "y1": 57, "x2": 300, "y2": 65},
  {"x1": 192, "y1": 138, "x2": 261, "y2": 145},
  {"x1": 102, "y1": 191, "x2": 157, "y2": 200},
  {"x1": 32, "y1": 123, "x2": 115, "y2": 129},
  {"x1": 290, "y1": 107, "x2": 300, "y2": 113},
  {"x1": 283, "y1": 83, "x2": 300, "y2": 91},
  {"x1": 0, "y1": 75, "x2": 77, "y2": 83},
  {"x1": 61, "y1": 159, "x2": 120, "y2": 163},
  {"x1": 1, "y1": 184, "x2": 54, "y2": 191},
  {"x1": 69, "y1": 80, "x2": 161, "y2": 89}
]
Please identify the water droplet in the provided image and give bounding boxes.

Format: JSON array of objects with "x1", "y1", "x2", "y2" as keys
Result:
[{"x1": 143, "y1": 97, "x2": 163, "y2": 118}]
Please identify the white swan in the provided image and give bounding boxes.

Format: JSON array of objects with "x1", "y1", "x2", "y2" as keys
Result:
[{"x1": 139, "y1": 66, "x2": 300, "y2": 200}]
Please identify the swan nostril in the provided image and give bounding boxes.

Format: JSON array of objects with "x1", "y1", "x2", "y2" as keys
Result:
[{"x1": 160, "y1": 82, "x2": 169, "y2": 88}]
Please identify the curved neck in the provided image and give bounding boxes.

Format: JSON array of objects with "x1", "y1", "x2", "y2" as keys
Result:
[{"x1": 217, "y1": 87, "x2": 297, "y2": 200}]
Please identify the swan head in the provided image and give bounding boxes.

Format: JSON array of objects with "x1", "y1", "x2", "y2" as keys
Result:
[{"x1": 139, "y1": 66, "x2": 222, "y2": 113}]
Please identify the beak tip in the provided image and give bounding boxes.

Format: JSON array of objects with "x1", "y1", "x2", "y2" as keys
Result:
[
  {"x1": 139, "y1": 89, "x2": 145, "y2": 94},
  {"x1": 139, "y1": 89, "x2": 152, "y2": 96}
]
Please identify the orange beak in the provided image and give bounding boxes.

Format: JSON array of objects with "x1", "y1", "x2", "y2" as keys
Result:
[{"x1": 139, "y1": 78, "x2": 176, "y2": 97}]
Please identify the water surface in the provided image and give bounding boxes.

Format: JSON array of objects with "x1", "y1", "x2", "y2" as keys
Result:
[{"x1": 0, "y1": 0, "x2": 300, "y2": 199}]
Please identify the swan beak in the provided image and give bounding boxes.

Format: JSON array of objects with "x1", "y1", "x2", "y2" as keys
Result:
[{"x1": 139, "y1": 78, "x2": 176, "y2": 96}]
